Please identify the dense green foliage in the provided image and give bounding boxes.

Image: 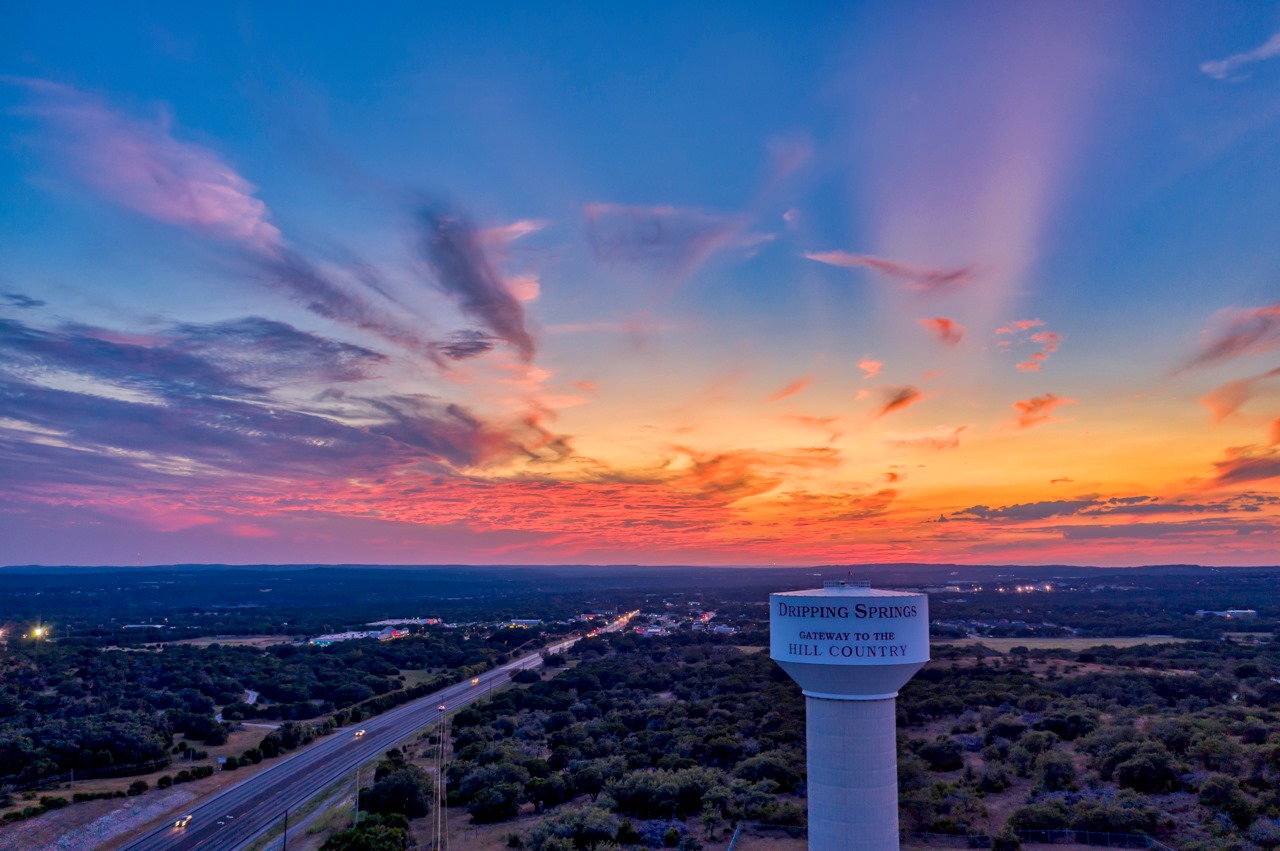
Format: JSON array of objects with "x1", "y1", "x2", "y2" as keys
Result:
[
  {"x1": 447, "y1": 637, "x2": 806, "y2": 842},
  {"x1": 0, "y1": 632, "x2": 512, "y2": 786}
]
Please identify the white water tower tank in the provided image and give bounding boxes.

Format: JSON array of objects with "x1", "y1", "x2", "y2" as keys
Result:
[{"x1": 770, "y1": 580, "x2": 930, "y2": 850}]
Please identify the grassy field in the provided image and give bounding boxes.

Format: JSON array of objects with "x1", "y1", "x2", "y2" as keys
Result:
[
  {"x1": 169, "y1": 635, "x2": 296, "y2": 648},
  {"x1": 936, "y1": 636, "x2": 1188, "y2": 652}
]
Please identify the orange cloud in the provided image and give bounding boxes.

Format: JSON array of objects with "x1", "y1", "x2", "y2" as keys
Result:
[
  {"x1": 1272, "y1": 419, "x2": 1280, "y2": 447},
  {"x1": 917, "y1": 317, "x2": 964, "y2": 345},
  {"x1": 996, "y1": 321, "x2": 1062, "y2": 371},
  {"x1": 876, "y1": 386, "x2": 923, "y2": 418},
  {"x1": 998, "y1": 319, "x2": 1044, "y2": 334},
  {"x1": 883, "y1": 425, "x2": 968, "y2": 451},
  {"x1": 1013, "y1": 393, "x2": 1074, "y2": 428},
  {"x1": 858, "y1": 358, "x2": 883, "y2": 379},
  {"x1": 767, "y1": 375, "x2": 813, "y2": 402},
  {"x1": 1201, "y1": 368, "x2": 1280, "y2": 423}
]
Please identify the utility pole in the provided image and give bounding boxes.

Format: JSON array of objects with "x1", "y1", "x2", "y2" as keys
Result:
[{"x1": 282, "y1": 808, "x2": 288, "y2": 851}]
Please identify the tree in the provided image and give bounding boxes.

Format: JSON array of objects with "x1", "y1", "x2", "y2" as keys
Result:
[
  {"x1": 917, "y1": 737, "x2": 964, "y2": 772},
  {"x1": 1032, "y1": 751, "x2": 1076, "y2": 793},
  {"x1": 1199, "y1": 774, "x2": 1255, "y2": 829},
  {"x1": 467, "y1": 782, "x2": 524, "y2": 823},
  {"x1": 363, "y1": 766, "x2": 433, "y2": 820},
  {"x1": 319, "y1": 823, "x2": 408, "y2": 851},
  {"x1": 1114, "y1": 745, "x2": 1182, "y2": 794},
  {"x1": 526, "y1": 804, "x2": 619, "y2": 850}
]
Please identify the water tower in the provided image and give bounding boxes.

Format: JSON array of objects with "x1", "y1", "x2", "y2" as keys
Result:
[{"x1": 770, "y1": 580, "x2": 930, "y2": 850}]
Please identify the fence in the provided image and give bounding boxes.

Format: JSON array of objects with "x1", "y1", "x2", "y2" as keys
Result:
[
  {"x1": 1, "y1": 757, "x2": 173, "y2": 793},
  {"x1": 904, "y1": 829, "x2": 1175, "y2": 850},
  {"x1": 903, "y1": 833, "x2": 991, "y2": 848}
]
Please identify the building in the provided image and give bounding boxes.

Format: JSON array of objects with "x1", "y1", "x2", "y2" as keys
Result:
[
  {"x1": 770, "y1": 580, "x2": 929, "y2": 851},
  {"x1": 1197, "y1": 609, "x2": 1259, "y2": 619}
]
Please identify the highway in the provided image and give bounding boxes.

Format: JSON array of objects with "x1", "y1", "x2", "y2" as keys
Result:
[{"x1": 119, "y1": 615, "x2": 632, "y2": 851}]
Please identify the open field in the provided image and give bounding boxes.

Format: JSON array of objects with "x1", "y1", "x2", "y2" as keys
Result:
[
  {"x1": 936, "y1": 636, "x2": 1189, "y2": 652},
  {"x1": 170, "y1": 635, "x2": 298, "y2": 648}
]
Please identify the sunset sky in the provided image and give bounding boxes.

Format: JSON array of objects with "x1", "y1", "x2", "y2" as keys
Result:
[{"x1": 4, "y1": 2, "x2": 1280, "y2": 567}]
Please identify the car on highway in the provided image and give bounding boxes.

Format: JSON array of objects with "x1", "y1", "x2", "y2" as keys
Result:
[
  {"x1": 437, "y1": 703, "x2": 447, "y2": 711},
  {"x1": 175, "y1": 814, "x2": 193, "y2": 828},
  {"x1": 354, "y1": 729, "x2": 365, "y2": 737},
  {"x1": 471, "y1": 677, "x2": 479, "y2": 684}
]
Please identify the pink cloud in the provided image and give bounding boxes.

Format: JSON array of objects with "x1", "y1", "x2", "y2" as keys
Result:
[
  {"x1": 480, "y1": 219, "x2": 547, "y2": 245},
  {"x1": 13, "y1": 79, "x2": 281, "y2": 252},
  {"x1": 1013, "y1": 393, "x2": 1074, "y2": 428},
  {"x1": 766, "y1": 375, "x2": 812, "y2": 403},
  {"x1": 1185, "y1": 305, "x2": 1280, "y2": 370},
  {"x1": 506, "y1": 273, "x2": 541, "y2": 302},
  {"x1": 997, "y1": 320, "x2": 1061, "y2": 371},
  {"x1": 858, "y1": 358, "x2": 883, "y2": 379},
  {"x1": 1200, "y1": 373, "x2": 1275, "y2": 423},
  {"x1": 917, "y1": 316, "x2": 964, "y2": 345},
  {"x1": 804, "y1": 250, "x2": 973, "y2": 295}
]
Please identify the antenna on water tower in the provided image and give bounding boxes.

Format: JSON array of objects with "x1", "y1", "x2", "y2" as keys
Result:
[{"x1": 770, "y1": 579, "x2": 930, "y2": 850}]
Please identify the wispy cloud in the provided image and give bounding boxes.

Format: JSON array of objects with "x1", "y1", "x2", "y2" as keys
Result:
[
  {"x1": 1201, "y1": 368, "x2": 1280, "y2": 423},
  {"x1": 883, "y1": 425, "x2": 967, "y2": 452},
  {"x1": 419, "y1": 206, "x2": 536, "y2": 362},
  {"x1": 0, "y1": 315, "x2": 555, "y2": 495},
  {"x1": 876, "y1": 385, "x2": 923, "y2": 418},
  {"x1": 1184, "y1": 305, "x2": 1280, "y2": 370},
  {"x1": 585, "y1": 203, "x2": 742, "y2": 276},
  {"x1": 1017, "y1": 331, "x2": 1061, "y2": 372},
  {"x1": 10, "y1": 78, "x2": 281, "y2": 251},
  {"x1": 917, "y1": 316, "x2": 964, "y2": 345},
  {"x1": 11, "y1": 79, "x2": 445, "y2": 359},
  {"x1": 3, "y1": 293, "x2": 46, "y2": 309},
  {"x1": 435, "y1": 329, "x2": 494, "y2": 360},
  {"x1": 1209, "y1": 445, "x2": 1280, "y2": 487},
  {"x1": 804, "y1": 251, "x2": 972, "y2": 295},
  {"x1": 1201, "y1": 31, "x2": 1280, "y2": 80},
  {"x1": 997, "y1": 319, "x2": 1044, "y2": 335},
  {"x1": 766, "y1": 375, "x2": 812, "y2": 403},
  {"x1": 1012, "y1": 393, "x2": 1073, "y2": 428},
  {"x1": 997, "y1": 319, "x2": 1060, "y2": 371}
]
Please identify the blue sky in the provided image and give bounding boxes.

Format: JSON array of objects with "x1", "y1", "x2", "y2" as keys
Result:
[{"x1": 4, "y1": 2, "x2": 1280, "y2": 566}]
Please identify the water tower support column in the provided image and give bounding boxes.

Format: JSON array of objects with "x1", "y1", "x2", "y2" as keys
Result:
[{"x1": 806, "y1": 695, "x2": 899, "y2": 849}]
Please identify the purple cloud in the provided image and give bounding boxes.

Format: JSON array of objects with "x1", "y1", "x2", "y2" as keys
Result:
[
  {"x1": 585, "y1": 202, "x2": 742, "y2": 276},
  {"x1": 804, "y1": 251, "x2": 973, "y2": 295},
  {"x1": 1184, "y1": 305, "x2": 1280, "y2": 370},
  {"x1": 419, "y1": 206, "x2": 536, "y2": 362}
]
